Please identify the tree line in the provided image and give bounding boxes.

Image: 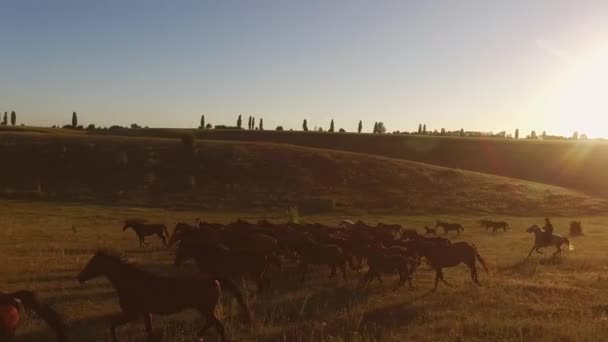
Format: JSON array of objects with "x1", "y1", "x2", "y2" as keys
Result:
[{"x1": 0, "y1": 110, "x2": 591, "y2": 140}]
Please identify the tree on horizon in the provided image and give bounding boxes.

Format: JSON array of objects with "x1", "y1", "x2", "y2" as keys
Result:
[
  {"x1": 72, "y1": 112, "x2": 78, "y2": 128},
  {"x1": 423, "y1": 124, "x2": 427, "y2": 134},
  {"x1": 200, "y1": 115, "x2": 205, "y2": 129},
  {"x1": 515, "y1": 128, "x2": 519, "y2": 139},
  {"x1": 329, "y1": 119, "x2": 335, "y2": 132},
  {"x1": 460, "y1": 128, "x2": 465, "y2": 137},
  {"x1": 10, "y1": 111, "x2": 16, "y2": 126},
  {"x1": 259, "y1": 118, "x2": 264, "y2": 130},
  {"x1": 376, "y1": 122, "x2": 386, "y2": 134},
  {"x1": 418, "y1": 124, "x2": 422, "y2": 134},
  {"x1": 1, "y1": 112, "x2": 7, "y2": 125},
  {"x1": 303, "y1": 119, "x2": 308, "y2": 131},
  {"x1": 237, "y1": 115, "x2": 242, "y2": 129},
  {"x1": 358, "y1": 120, "x2": 363, "y2": 133}
]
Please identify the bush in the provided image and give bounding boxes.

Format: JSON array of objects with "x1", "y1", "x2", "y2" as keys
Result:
[
  {"x1": 276, "y1": 126, "x2": 284, "y2": 131},
  {"x1": 339, "y1": 128, "x2": 346, "y2": 133},
  {"x1": 86, "y1": 124, "x2": 96, "y2": 130},
  {"x1": 570, "y1": 221, "x2": 583, "y2": 236},
  {"x1": 179, "y1": 133, "x2": 196, "y2": 152}
]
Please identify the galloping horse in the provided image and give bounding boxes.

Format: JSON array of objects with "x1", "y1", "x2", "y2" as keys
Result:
[
  {"x1": 526, "y1": 225, "x2": 574, "y2": 257},
  {"x1": 435, "y1": 221, "x2": 465, "y2": 235},
  {"x1": 0, "y1": 290, "x2": 67, "y2": 341},
  {"x1": 123, "y1": 219, "x2": 169, "y2": 247},
  {"x1": 77, "y1": 250, "x2": 252, "y2": 342},
  {"x1": 479, "y1": 220, "x2": 510, "y2": 233},
  {"x1": 413, "y1": 240, "x2": 488, "y2": 291}
]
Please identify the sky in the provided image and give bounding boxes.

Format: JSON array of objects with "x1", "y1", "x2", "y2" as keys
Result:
[{"x1": 1, "y1": 0, "x2": 608, "y2": 137}]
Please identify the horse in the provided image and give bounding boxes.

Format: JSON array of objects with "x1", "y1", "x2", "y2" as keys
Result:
[
  {"x1": 480, "y1": 219, "x2": 510, "y2": 233},
  {"x1": 174, "y1": 242, "x2": 281, "y2": 294},
  {"x1": 526, "y1": 225, "x2": 574, "y2": 257},
  {"x1": 435, "y1": 220, "x2": 465, "y2": 235},
  {"x1": 295, "y1": 237, "x2": 348, "y2": 282},
  {"x1": 0, "y1": 290, "x2": 67, "y2": 342},
  {"x1": 123, "y1": 219, "x2": 169, "y2": 247},
  {"x1": 77, "y1": 250, "x2": 252, "y2": 342},
  {"x1": 424, "y1": 226, "x2": 437, "y2": 235},
  {"x1": 359, "y1": 244, "x2": 416, "y2": 290},
  {"x1": 413, "y1": 240, "x2": 488, "y2": 291}
]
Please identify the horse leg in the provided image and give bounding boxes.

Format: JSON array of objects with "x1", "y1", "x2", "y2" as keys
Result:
[
  {"x1": 469, "y1": 263, "x2": 480, "y2": 285},
  {"x1": 143, "y1": 314, "x2": 157, "y2": 342},
  {"x1": 110, "y1": 313, "x2": 138, "y2": 342},
  {"x1": 299, "y1": 263, "x2": 308, "y2": 282},
  {"x1": 329, "y1": 264, "x2": 337, "y2": 279},
  {"x1": 198, "y1": 312, "x2": 226, "y2": 342},
  {"x1": 438, "y1": 269, "x2": 452, "y2": 288},
  {"x1": 157, "y1": 232, "x2": 167, "y2": 246},
  {"x1": 527, "y1": 246, "x2": 536, "y2": 258},
  {"x1": 553, "y1": 245, "x2": 562, "y2": 257}
]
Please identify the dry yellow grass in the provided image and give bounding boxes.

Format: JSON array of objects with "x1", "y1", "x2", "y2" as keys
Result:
[{"x1": 3, "y1": 200, "x2": 608, "y2": 341}]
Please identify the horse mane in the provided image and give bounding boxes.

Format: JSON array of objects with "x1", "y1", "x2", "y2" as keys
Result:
[{"x1": 95, "y1": 249, "x2": 130, "y2": 264}]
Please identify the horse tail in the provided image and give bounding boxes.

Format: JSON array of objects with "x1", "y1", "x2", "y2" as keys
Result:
[
  {"x1": 215, "y1": 278, "x2": 254, "y2": 325},
  {"x1": 11, "y1": 291, "x2": 68, "y2": 342},
  {"x1": 565, "y1": 237, "x2": 575, "y2": 251},
  {"x1": 162, "y1": 225, "x2": 170, "y2": 242},
  {"x1": 472, "y1": 247, "x2": 489, "y2": 273}
]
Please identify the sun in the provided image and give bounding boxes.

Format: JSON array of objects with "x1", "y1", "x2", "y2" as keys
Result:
[{"x1": 557, "y1": 47, "x2": 608, "y2": 138}]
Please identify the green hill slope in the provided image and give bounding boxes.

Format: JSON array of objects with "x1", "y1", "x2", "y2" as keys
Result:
[{"x1": 1, "y1": 132, "x2": 605, "y2": 215}]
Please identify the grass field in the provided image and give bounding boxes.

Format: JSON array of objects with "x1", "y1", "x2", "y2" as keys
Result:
[{"x1": 3, "y1": 199, "x2": 608, "y2": 342}]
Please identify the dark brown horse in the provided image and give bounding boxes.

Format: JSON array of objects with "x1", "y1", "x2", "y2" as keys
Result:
[
  {"x1": 414, "y1": 240, "x2": 488, "y2": 291},
  {"x1": 123, "y1": 219, "x2": 169, "y2": 247},
  {"x1": 435, "y1": 220, "x2": 465, "y2": 235},
  {"x1": 0, "y1": 290, "x2": 67, "y2": 342},
  {"x1": 479, "y1": 219, "x2": 510, "y2": 233},
  {"x1": 360, "y1": 244, "x2": 415, "y2": 290},
  {"x1": 295, "y1": 238, "x2": 348, "y2": 281},
  {"x1": 77, "y1": 250, "x2": 252, "y2": 342},
  {"x1": 174, "y1": 242, "x2": 281, "y2": 293}
]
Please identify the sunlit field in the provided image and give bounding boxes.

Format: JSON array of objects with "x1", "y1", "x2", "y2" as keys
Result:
[{"x1": 4, "y1": 200, "x2": 608, "y2": 342}]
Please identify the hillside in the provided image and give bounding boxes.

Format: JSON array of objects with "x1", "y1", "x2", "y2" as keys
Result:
[
  {"x1": 84, "y1": 127, "x2": 608, "y2": 199},
  {"x1": 1, "y1": 131, "x2": 605, "y2": 215}
]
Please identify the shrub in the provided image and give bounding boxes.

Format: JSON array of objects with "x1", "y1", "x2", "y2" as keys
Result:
[
  {"x1": 570, "y1": 221, "x2": 583, "y2": 236},
  {"x1": 276, "y1": 126, "x2": 284, "y2": 131},
  {"x1": 179, "y1": 133, "x2": 196, "y2": 152}
]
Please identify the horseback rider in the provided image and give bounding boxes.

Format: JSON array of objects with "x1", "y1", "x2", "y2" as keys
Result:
[{"x1": 542, "y1": 218, "x2": 554, "y2": 245}]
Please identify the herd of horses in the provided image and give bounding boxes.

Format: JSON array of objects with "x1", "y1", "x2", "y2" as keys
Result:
[{"x1": 1, "y1": 218, "x2": 575, "y2": 342}]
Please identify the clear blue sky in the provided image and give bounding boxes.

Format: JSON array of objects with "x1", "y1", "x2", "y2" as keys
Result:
[{"x1": 2, "y1": 1, "x2": 608, "y2": 136}]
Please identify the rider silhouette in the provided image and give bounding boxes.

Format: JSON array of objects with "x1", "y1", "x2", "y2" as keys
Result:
[{"x1": 542, "y1": 218, "x2": 554, "y2": 244}]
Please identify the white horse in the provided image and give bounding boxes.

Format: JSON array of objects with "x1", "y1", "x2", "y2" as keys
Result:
[{"x1": 526, "y1": 225, "x2": 574, "y2": 257}]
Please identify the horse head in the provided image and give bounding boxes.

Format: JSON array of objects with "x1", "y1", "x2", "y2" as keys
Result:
[
  {"x1": 77, "y1": 252, "x2": 108, "y2": 283},
  {"x1": 526, "y1": 225, "x2": 540, "y2": 234}
]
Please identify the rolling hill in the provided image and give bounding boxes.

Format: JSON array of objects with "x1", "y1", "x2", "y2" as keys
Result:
[{"x1": 1, "y1": 131, "x2": 605, "y2": 215}]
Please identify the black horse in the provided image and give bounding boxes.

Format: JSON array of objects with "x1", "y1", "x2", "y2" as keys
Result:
[
  {"x1": 123, "y1": 219, "x2": 169, "y2": 246},
  {"x1": 77, "y1": 250, "x2": 252, "y2": 342}
]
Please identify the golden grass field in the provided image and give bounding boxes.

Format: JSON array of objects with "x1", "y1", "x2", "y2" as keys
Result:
[{"x1": 3, "y1": 199, "x2": 608, "y2": 342}]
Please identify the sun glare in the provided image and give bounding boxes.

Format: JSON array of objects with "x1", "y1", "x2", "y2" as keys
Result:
[{"x1": 558, "y1": 47, "x2": 608, "y2": 138}]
